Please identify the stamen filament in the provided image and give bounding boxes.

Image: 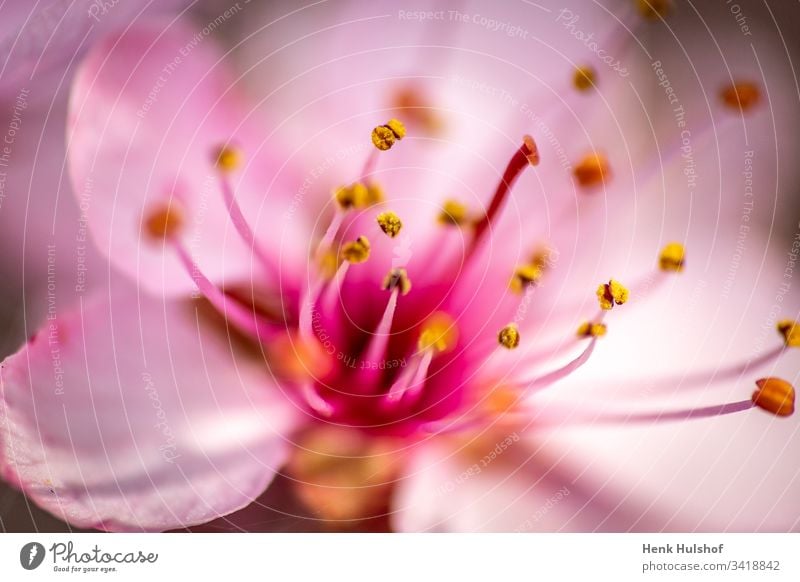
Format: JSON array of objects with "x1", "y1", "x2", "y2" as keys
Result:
[
  {"x1": 322, "y1": 261, "x2": 351, "y2": 313},
  {"x1": 536, "y1": 399, "x2": 756, "y2": 427},
  {"x1": 517, "y1": 336, "x2": 599, "y2": 391},
  {"x1": 362, "y1": 287, "x2": 400, "y2": 366},
  {"x1": 218, "y1": 170, "x2": 279, "y2": 282},
  {"x1": 386, "y1": 349, "x2": 433, "y2": 403},
  {"x1": 301, "y1": 383, "x2": 334, "y2": 417},
  {"x1": 470, "y1": 135, "x2": 539, "y2": 254},
  {"x1": 173, "y1": 242, "x2": 278, "y2": 341}
]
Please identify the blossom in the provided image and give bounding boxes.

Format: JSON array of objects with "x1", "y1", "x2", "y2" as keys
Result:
[{"x1": 1, "y1": 0, "x2": 799, "y2": 532}]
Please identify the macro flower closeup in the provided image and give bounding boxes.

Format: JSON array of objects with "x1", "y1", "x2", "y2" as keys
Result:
[{"x1": 0, "y1": 0, "x2": 799, "y2": 533}]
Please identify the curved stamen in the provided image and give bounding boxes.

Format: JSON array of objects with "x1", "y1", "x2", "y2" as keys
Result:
[
  {"x1": 362, "y1": 287, "x2": 400, "y2": 367},
  {"x1": 214, "y1": 147, "x2": 280, "y2": 283},
  {"x1": 172, "y1": 241, "x2": 279, "y2": 341},
  {"x1": 385, "y1": 349, "x2": 433, "y2": 403},
  {"x1": 470, "y1": 135, "x2": 539, "y2": 255},
  {"x1": 321, "y1": 261, "x2": 351, "y2": 313},
  {"x1": 301, "y1": 382, "x2": 334, "y2": 417},
  {"x1": 535, "y1": 399, "x2": 755, "y2": 427},
  {"x1": 516, "y1": 336, "x2": 599, "y2": 391}
]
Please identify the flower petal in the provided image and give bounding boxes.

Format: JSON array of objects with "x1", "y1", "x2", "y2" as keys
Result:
[
  {"x1": 392, "y1": 433, "x2": 674, "y2": 532},
  {"x1": 0, "y1": 285, "x2": 301, "y2": 531},
  {"x1": 68, "y1": 18, "x2": 307, "y2": 297}
]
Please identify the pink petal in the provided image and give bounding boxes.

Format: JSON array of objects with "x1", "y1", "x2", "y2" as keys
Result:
[
  {"x1": 392, "y1": 434, "x2": 673, "y2": 532},
  {"x1": 68, "y1": 18, "x2": 307, "y2": 297},
  {"x1": 0, "y1": 1, "x2": 190, "y2": 98},
  {"x1": 0, "y1": 284, "x2": 301, "y2": 531}
]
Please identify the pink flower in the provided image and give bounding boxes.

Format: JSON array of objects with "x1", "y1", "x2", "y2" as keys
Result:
[{"x1": 1, "y1": 1, "x2": 799, "y2": 532}]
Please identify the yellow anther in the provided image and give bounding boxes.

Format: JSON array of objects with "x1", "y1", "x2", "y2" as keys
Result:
[
  {"x1": 318, "y1": 248, "x2": 341, "y2": 280},
  {"x1": 596, "y1": 279, "x2": 629, "y2": 310},
  {"x1": 371, "y1": 119, "x2": 406, "y2": 151},
  {"x1": 573, "y1": 65, "x2": 597, "y2": 91},
  {"x1": 577, "y1": 321, "x2": 607, "y2": 338},
  {"x1": 752, "y1": 377, "x2": 795, "y2": 417},
  {"x1": 636, "y1": 0, "x2": 671, "y2": 20},
  {"x1": 777, "y1": 320, "x2": 800, "y2": 348},
  {"x1": 144, "y1": 202, "x2": 184, "y2": 240},
  {"x1": 659, "y1": 242, "x2": 686, "y2": 272},
  {"x1": 721, "y1": 81, "x2": 760, "y2": 113},
  {"x1": 213, "y1": 145, "x2": 243, "y2": 172},
  {"x1": 510, "y1": 264, "x2": 543, "y2": 294},
  {"x1": 376, "y1": 211, "x2": 403, "y2": 238},
  {"x1": 340, "y1": 236, "x2": 371, "y2": 264},
  {"x1": 573, "y1": 152, "x2": 610, "y2": 188},
  {"x1": 438, "y1": 199, "x2": 469, "y2": 226},
  {"x1": 417, "y1": 312, "x2": 458, "y2": 353},
  {"x1": 365, "y1": 181, "x2": 385, "y2": 205},
  {"x1": 382, "y1": 268, "x2": 412, "y2": 295},
  {"x1": 530, "y1": 244, "x2": 557, "y2": 270},
  {"x1": 334, "y1": 182, "x2": 369, "y2": 210},
  {"x1": 385, "y1": 118, "x2": 406, "y2": 140},
  {"x1": 498, "y1": 323, "x2": 520, "y2": 349}
]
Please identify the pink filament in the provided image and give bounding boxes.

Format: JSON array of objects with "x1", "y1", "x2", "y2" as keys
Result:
[
  {"x1": 362, "y1": 287, "x2": 400, "y2": 366},
  {"x1": 218, "y1": 172, "x2": 278, "y2": 282},
  {"x1": 386, "y1": 349, "x2": 433, "y2": 403},
  {"x1": 538, "y1": 399, "x2": 756, "y2": 427},
  {"x1": 173, "y1": 242, "x2": 278, "y2": 341},
  {"x1": 470, "y1": 138, "x2": 536, "y2": 255},
  {"x1": 518, "y1": 337, "x2": 599, "y2": 392}
]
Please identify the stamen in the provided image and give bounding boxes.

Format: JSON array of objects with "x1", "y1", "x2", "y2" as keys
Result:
[
  {"x1": 371, "y1": 118, "x2": 406, "y2": 151},
  {"x1": 172, "y1": 241, "x2": 277, "y2": 341},
  {"x1": 213, "y1": 145, "x2": 279, "y2": 280},
  {"x1": 321, "y1": 261, "x2": 350, "y2": 312},
  {"x1": 636, "y1": 0, "x2": 671, "y2": 20},
  {"x1": 143, "y1": 202, "x2": 184, "y2": 240},
  {"x1": 721, "y1": 81, "x2": 761, "y2": 113},
  {"x1": 543, "y1": 399, "x2": 756, "y2": 426},
  {"x1": 577, "y1": 321, "x2": 607, "y2": 338},
  {"x1": 659, "y1": 242, "x2": 686, "y2": 272},
  {"x1": 317, "y1": 248, "x2": 341, "y2": 280},
  {"x1": 366, "y1": 181, "x2": 385, "y2": 205},
  {"x1": 510, "y1": 264, "x2": 543, "y2": 294},
  {"x1": 438, "y1": 199, "x2": 470, "y2": 226},
  {"x1": 498, "y1": 324, "x2": 521, "y2": 350},
  {"x1": 386, "y1": 349, "x2": 433, "y2": 403},
  {"x1": 530, "y1": 244, "x2": 558, "y2": 270},
  {"x1": 301, "y1": 383, "x2": 334, "y2": 417},
  {"x1": 417, "y1": 312, "x2": 458, "y2": 353},
  {"x1": 597, "y1": 279, "x2": 629, "y2": 310},
  {"x1": 213, "y1": 144, "x2": 243, "y2": 173},
  {"x1": 518, "y1": 337, "x2": 599, "y2": 390},
  {"x1": 363, "y1": 287, "x2": 400, "y2": 367},
  {"x1": 382, "y1": 268, "x2": 412, "y2": 295},
  {"x1": 752, "y1": 377, "x2": 795, "y2": 417},
  {"x1": 376, "y1": 211, "x2": 403, "y2": 238},
  {"x1": 777, "y1": 320, "x2": 800, "y2": 347},
  {"x1": 471, "y1": 135, "x2": 539, "y2": 251},
  {"x1": 334, "y1": 182, "x2": 369, "y2": 210},
  {"x1": 574, "y1": 152, "x2": 611, "y2": 188},
  {"x1": 573, "y1": 65, "x2": 597, "y2": 92},
  {"x1": 340, "y1": 235, "x2": 371, "y2": 263}
]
